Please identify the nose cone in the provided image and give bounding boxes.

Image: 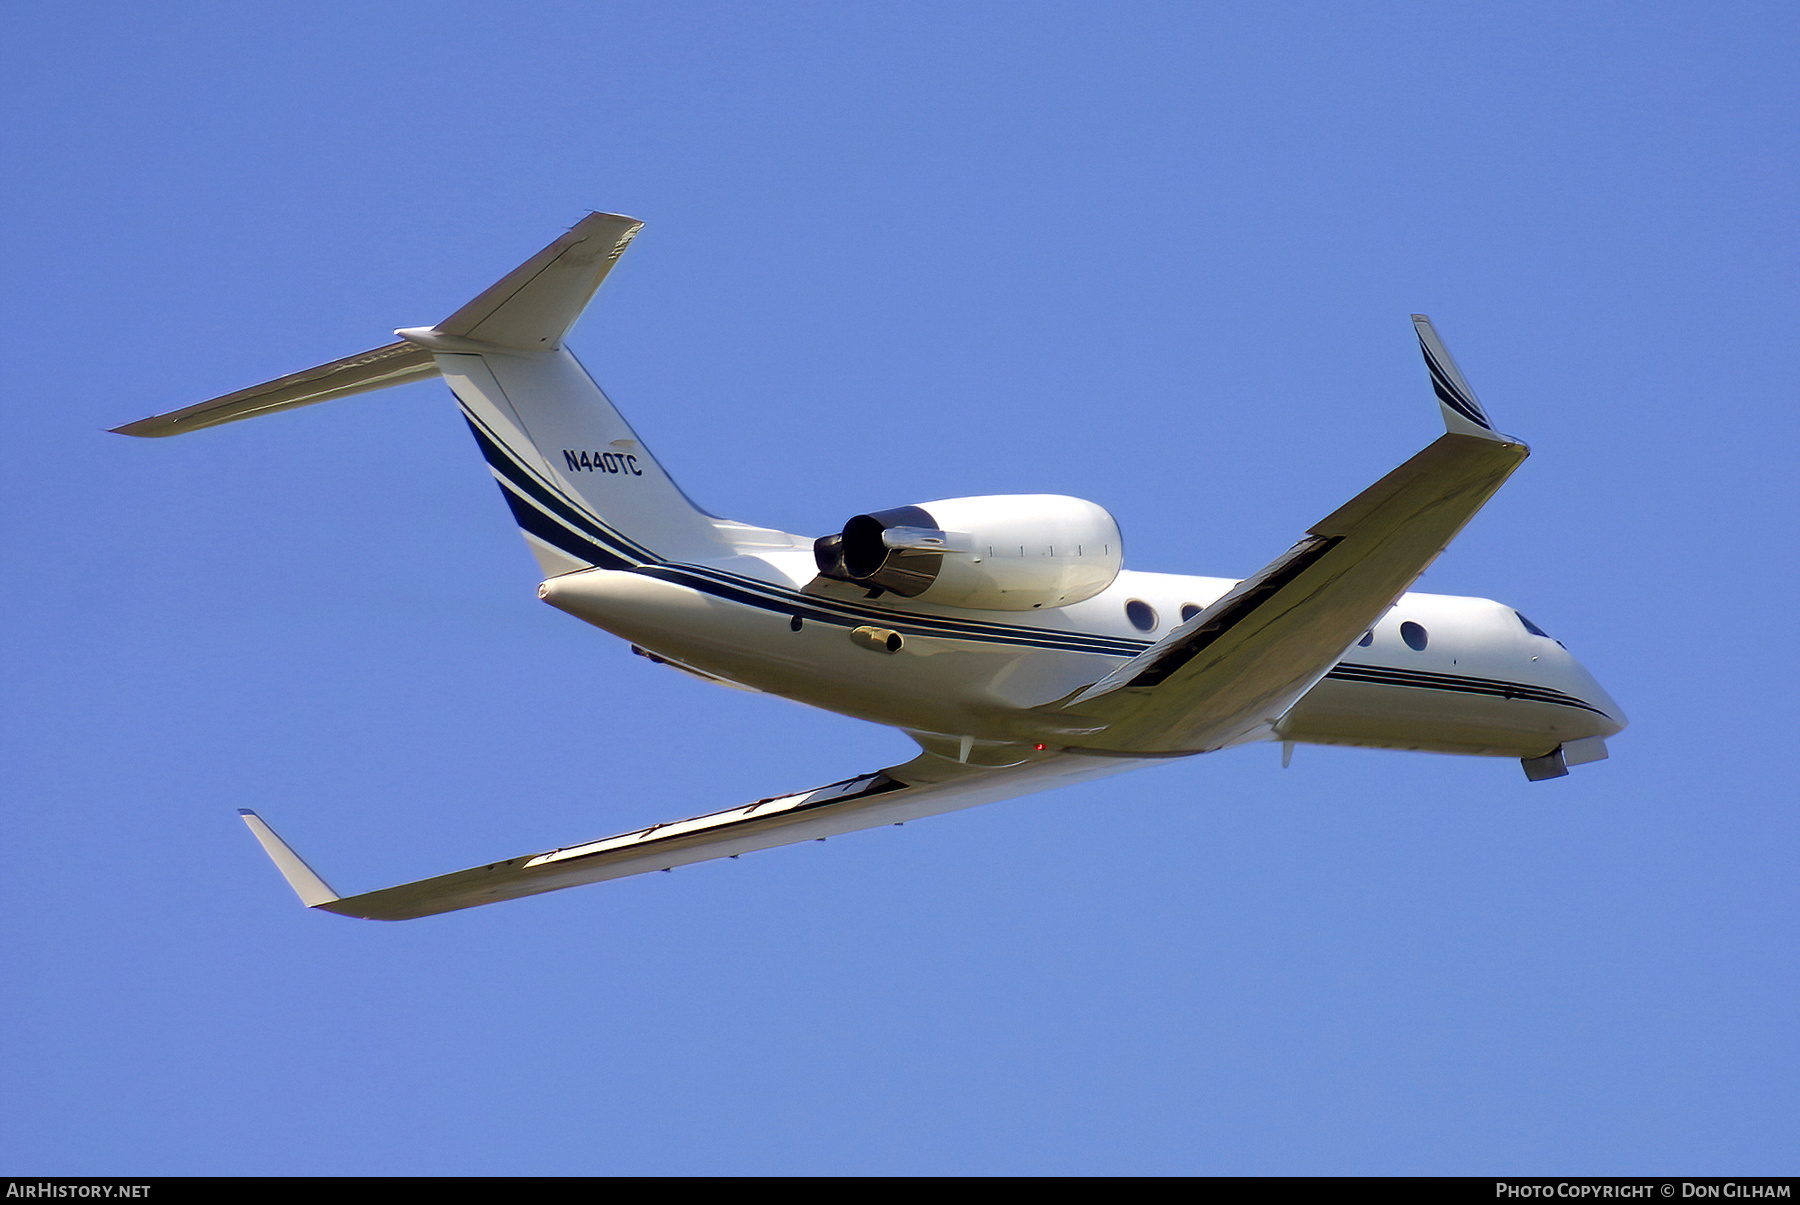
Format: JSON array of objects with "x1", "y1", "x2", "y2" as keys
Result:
[{"x1": 1561, "y1": 652, "x2": 1628, "y2": 739}]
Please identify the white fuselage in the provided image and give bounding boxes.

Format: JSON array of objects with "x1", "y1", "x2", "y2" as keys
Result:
[{"x1": 539, "y1": 549, "x2": 1624, "y2": 761}]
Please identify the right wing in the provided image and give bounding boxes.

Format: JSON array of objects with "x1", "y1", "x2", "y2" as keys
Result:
[
  {"x1": 1049, "y1": 315, "x2": 1528, "y2": 756},
  {"x1": 239, "y1": 749, "x2": 1139, "y2": 921}
]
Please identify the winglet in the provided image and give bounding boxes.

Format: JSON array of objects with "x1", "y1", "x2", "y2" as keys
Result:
[
  {"x1": 1413, "y1": 315, "x2": 1509, "y2": 442},
  {"x1": 238, "y1": 810, "x2": 340, "y2": 907}
]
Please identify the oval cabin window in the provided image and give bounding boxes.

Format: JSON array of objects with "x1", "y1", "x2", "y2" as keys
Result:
[
  {"x1": 1125, "y1": 600, "x2": 1158, "y2": 632},
  {"x1": 1400, "y1": 621, "x2": 1428, "y2": 651}
]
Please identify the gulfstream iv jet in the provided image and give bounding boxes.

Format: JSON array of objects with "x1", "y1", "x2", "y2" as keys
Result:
[{"x1": 116, "y1": 213, "x2": 1625, "y2": 920}]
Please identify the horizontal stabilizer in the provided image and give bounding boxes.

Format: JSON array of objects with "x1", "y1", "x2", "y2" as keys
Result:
[
  {"x1": 111, "y1": 212, "x2": 644, "y2": 438},
  {"x1": 429, "y1": 212, "x2": 643, "y2": 350},
  {"x1": 111, "y1": 341, "x2": 438, "y2": 437}
]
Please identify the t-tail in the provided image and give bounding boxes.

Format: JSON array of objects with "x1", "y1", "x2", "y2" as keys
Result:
[{"x1": 112, "y1": 213, "x2": 775, "y2": 574}]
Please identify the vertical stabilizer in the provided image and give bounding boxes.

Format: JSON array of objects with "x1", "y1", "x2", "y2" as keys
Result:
[
  {"x1": 391, "y1": 214, "x2": 739, "y2": 574},
  {"x1": 114, "y1": 213, "x2": 770, "y2": 572},
  {"x1": 434, "y1": 349, "x2": 729, "y2": 575}
]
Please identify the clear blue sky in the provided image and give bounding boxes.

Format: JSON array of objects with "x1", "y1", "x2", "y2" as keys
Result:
[{"x1": 3, "y1": 1, "x2": 1795, "y2": 1175}]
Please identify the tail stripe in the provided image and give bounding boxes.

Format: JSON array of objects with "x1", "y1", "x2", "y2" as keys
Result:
[
  {"x1": 459, "y1": 401, "x2": 653, "y2": 556},
  {"x1": 460, "y1": 411, "x2": 633, "y2": 553},
  {"x1": 494, "y1": 473, "x2": 631, "y2": 570},
  {"x1": 461, "y1": 412, "x2": 638, "y2": 566},
  {"x1": 457, "y1": 403, "x2": 659, "y2": 567}
]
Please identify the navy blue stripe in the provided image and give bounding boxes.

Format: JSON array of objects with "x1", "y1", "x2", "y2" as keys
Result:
[
  {"x1": 640, "y1": 566, "x2": 1145, "y2": 655},
  {"x1": 680, "y1": 565, "x2": 1150, "y2": 653},
  {"x1": 1332, "y1": 660, "x2": 1579, "y2": 699},
  {"x1": 657, "y1": 565, "x2": 1121, "y2": 649},
  {"x1": 1420, "y1": 345, "x2": 1493, "y2": 429},
  {"x1": 451, "y1": 398, "x2": 1151, "y2": 655},
  {"x1": 495, "y1": 478, "x2": 631, "y2": 569},
  {"x1": 646, "y1": 563, "x2": 1151, "y2": 656},
  {"x1": 1421, "y1": 346, "x2": 1487, "y2": 425},
  {"x1": 1326, "y1": 661, "x2": 1608, "y2": 716},
  {"x1": 465, "y1": 417, "x2": 633, "y2": 566},
  {"x1": 458, "y1": 408, "x2": 656, "y2": 566},
  {"x1": 460, "y1": 407, "x2": 653, "y2": 560},
  {"x1": 455, "y1": 403, "x2": 1148, "y2": 656}
]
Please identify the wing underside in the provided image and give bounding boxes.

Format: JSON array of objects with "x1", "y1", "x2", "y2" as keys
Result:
[{"x1": 241, "y1": 750, "x2": 1138, "y2": 920}]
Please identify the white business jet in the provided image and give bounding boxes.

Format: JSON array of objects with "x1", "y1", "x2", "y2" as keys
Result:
[{"x1": 115, "y1": 213, "x2": 1625, "y2": 920}]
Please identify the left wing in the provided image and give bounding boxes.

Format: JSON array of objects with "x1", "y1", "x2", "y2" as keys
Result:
[{"x1": 239, "y1": 749, "x2": 1138, "y2": 920}]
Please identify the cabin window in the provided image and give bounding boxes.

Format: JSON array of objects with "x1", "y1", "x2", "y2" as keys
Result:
[
  {"x1": 1180, "y1": 603, "x2": 1201, "y2": 622},
  {"x1": 1400, "y1": 621, "x2": 1428, "y2": 651},
  {"x1": 1357, "y1": 630, "x2": 1374, "y2": 647},
  {"x1": 1125, "y1": 600, "x2": 1158, "y2": 632}
]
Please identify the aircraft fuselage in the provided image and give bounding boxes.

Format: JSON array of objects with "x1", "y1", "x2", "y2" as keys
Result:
[{"x1": 540, "y1": 553, "x2": 1624, "y2": 761}]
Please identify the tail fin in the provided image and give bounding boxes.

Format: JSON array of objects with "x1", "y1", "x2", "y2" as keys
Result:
[
  {"x1": 114, "y1": 214, "x2": 765, "y2": 571},
  {"x1": 397, "y1": 213, "x2": 730, "y2": 573},
  {"x1": 427, "y1": 343, "x2": 727, "y2": 574}
]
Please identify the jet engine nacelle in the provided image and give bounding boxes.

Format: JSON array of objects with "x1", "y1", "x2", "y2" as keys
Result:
[{"x1": 813, "y1": 495, "x2": 1123, "y2": 611}]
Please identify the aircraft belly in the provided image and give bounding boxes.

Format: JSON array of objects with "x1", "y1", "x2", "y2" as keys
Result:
[{"x1": 539, "y1": 568, "x2": 1112, "y2": 737}]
